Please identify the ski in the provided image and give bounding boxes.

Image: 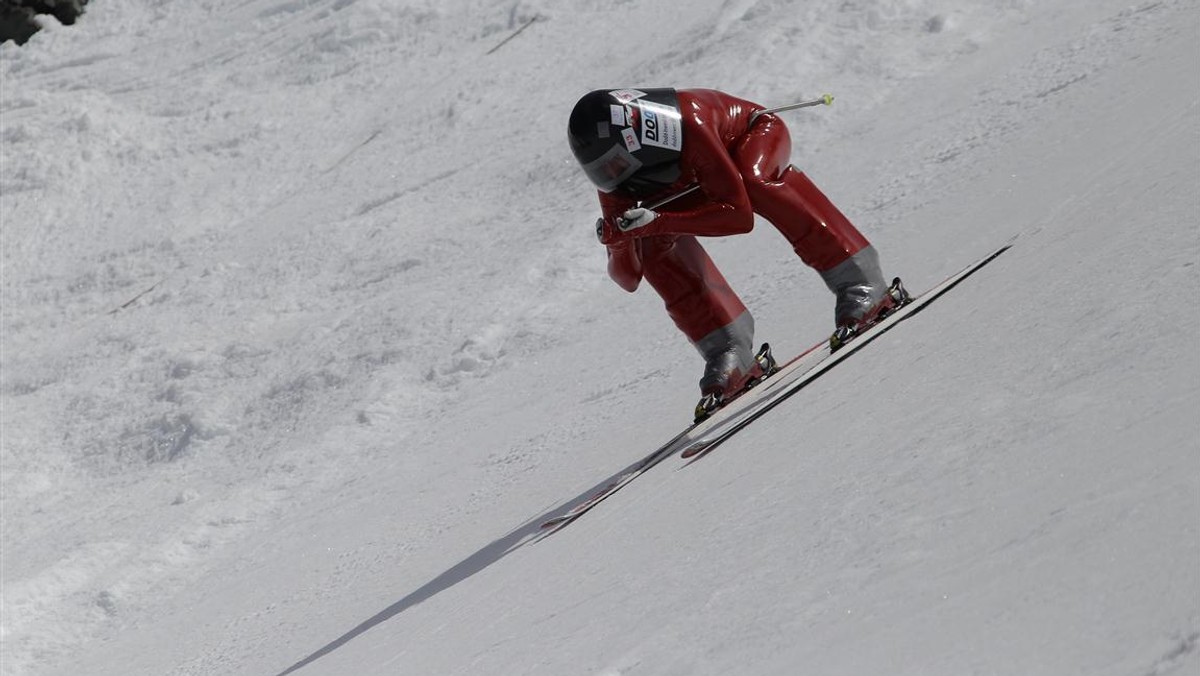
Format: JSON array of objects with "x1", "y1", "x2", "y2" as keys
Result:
[
  {"x1": 534, "y1": 241, "x2": 1012, "y2": 540},
  {"x1": 680, "y1": 241, "x2": 1013, "y2": 460}
]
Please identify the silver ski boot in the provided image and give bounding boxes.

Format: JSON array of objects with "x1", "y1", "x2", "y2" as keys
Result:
[
  {"x1": 694, "y1": 343, "x2": 778, "y2": 423},
  {"x1": 828, "y1": 277, "x2": 911, "y2": 352}
]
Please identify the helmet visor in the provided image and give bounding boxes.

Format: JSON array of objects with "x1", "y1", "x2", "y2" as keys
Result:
[{"x1": 579, "y1": 143, "x2": 643, "y2": 193}]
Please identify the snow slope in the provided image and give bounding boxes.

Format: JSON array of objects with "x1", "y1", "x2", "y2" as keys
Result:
[{"x1": 2, "y1": 1, "x2": 1197, "y2": 675}]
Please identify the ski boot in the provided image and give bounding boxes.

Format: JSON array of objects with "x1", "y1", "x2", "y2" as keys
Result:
[
  {"x1": 829, "y1": 277, "x2": 912, "y2": 352},
  {"x1": 694, "y1": 343, "x2": 778, "y2": 423}
]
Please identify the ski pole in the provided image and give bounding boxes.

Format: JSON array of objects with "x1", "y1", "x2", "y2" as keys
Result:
[
  {"x1": 748, "y1": 93, "x2": 834, "y2": 127},
  {"x1": 643, "y1": 184, "x2": 701, "y2": 210},
  {"x1": 641, "y1": 94, "x2": 835, "y2": 210}
]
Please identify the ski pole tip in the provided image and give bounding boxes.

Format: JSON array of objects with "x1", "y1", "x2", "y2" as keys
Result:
[{"x1": 821, "y1": 93, "x2": 834, "y2": 105}]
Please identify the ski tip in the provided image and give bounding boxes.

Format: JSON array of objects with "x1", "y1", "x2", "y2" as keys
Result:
[{"x1": 985, "y1": 241, "x2": 1015, "y2": 263}]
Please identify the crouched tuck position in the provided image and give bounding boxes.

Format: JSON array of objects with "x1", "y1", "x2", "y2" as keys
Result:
[{"x1": 567, "y1": 88, "x2": 906, "y2": 421}]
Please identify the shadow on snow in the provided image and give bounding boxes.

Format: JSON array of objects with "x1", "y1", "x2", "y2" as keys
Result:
[{"x1": 272, "y1": 453, "x2": 650, "y2": 676}]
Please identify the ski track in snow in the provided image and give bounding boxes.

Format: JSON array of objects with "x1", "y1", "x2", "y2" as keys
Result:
[{"x1": 2, "y1": 1, "x2": 1198, "y2": 675}]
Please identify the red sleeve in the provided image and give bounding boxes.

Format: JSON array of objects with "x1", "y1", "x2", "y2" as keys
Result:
[
  {"x1": 645, "y1": 126, "x2": 754, "y2": 237},
  {"x1": 598, "y1": 191, "x2": 643, "y2": 292},
  {"x1": 605, "y1": 240, "x2": 643, "y2": 292}
]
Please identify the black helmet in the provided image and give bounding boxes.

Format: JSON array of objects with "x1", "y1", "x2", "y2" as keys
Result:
[{"x1": 568, "y1": 88, "x2": 684, "y2": 198}]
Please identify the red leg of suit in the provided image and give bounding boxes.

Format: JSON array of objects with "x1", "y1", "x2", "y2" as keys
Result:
[
  {"x1": 732, "y1": 115, "x2": 869, "y2": 271},
  {"x1": 640, "y1": 235, "x2": 746, "y2": 342},
  {"x1": 641, "y1": 235, "x2": 758, "y2": 395}
]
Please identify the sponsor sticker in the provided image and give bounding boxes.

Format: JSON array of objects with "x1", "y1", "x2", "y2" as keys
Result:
[
  {"x1": 609, "y1": 104, "x2": 626, "y2": 126},
  {"x1": 596, "y1": 121, "x2": 610, "y2": 139},
  {"x1": 638, "y1": 101, "x2": 683, "y2": 151},
  {"x1": 609, "y1": 89, "x2": 647, "y2": 104},
  {"x1": 621, "y1": 127, "x2": 641, "y2": 152}
]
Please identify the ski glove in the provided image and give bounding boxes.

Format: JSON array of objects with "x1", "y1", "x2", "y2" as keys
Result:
[
  {"x1": 617, "y1": 207, "x2": 658, "y2": 232},
  {"x1": 596, "y1": 208, "x2": 659, "y2": 245}
]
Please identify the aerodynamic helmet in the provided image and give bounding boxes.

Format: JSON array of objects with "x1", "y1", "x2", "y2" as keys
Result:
[{"x1": 567, "y1": 88, "x2": 684, "y2": 198}]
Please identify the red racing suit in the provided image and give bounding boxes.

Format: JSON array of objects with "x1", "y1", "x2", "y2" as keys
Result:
[{"x1": 595, "y1": 89, "x2": 872, "y2": 348}]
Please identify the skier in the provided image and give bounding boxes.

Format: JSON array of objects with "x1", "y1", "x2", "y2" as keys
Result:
[{"x1": 567, "y1": 88, "x2": 905, "y2": 421}]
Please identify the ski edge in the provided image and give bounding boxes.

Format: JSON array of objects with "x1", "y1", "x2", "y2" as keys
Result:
[{"x1": 531, "y1": 427, "x2": 692, "y2": 539}]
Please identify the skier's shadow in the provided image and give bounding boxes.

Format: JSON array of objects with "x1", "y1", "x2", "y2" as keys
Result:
[{"x1": 272, "y1": 459, "x2": 642, "y2": 676}]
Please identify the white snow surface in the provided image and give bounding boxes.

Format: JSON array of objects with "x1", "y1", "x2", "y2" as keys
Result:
[{"x1": 2, "y1": 1, "x2": 1198, "y2": 674}]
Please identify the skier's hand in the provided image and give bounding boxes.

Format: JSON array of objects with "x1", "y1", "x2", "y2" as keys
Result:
[
  {"x1": 597, "y1": 207, "x2": 658, "y2": 244},
  {"x1": 595, "y1": 216, "x2": 625, "y2": 245},
  {"x1": 617, "y1": 207, "x2": 657, "y2": 232}
]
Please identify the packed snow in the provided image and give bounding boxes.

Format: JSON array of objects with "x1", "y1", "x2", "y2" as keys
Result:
[{"x1": 2, "y1": 1, "x2": 1197, "y2": 675}]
